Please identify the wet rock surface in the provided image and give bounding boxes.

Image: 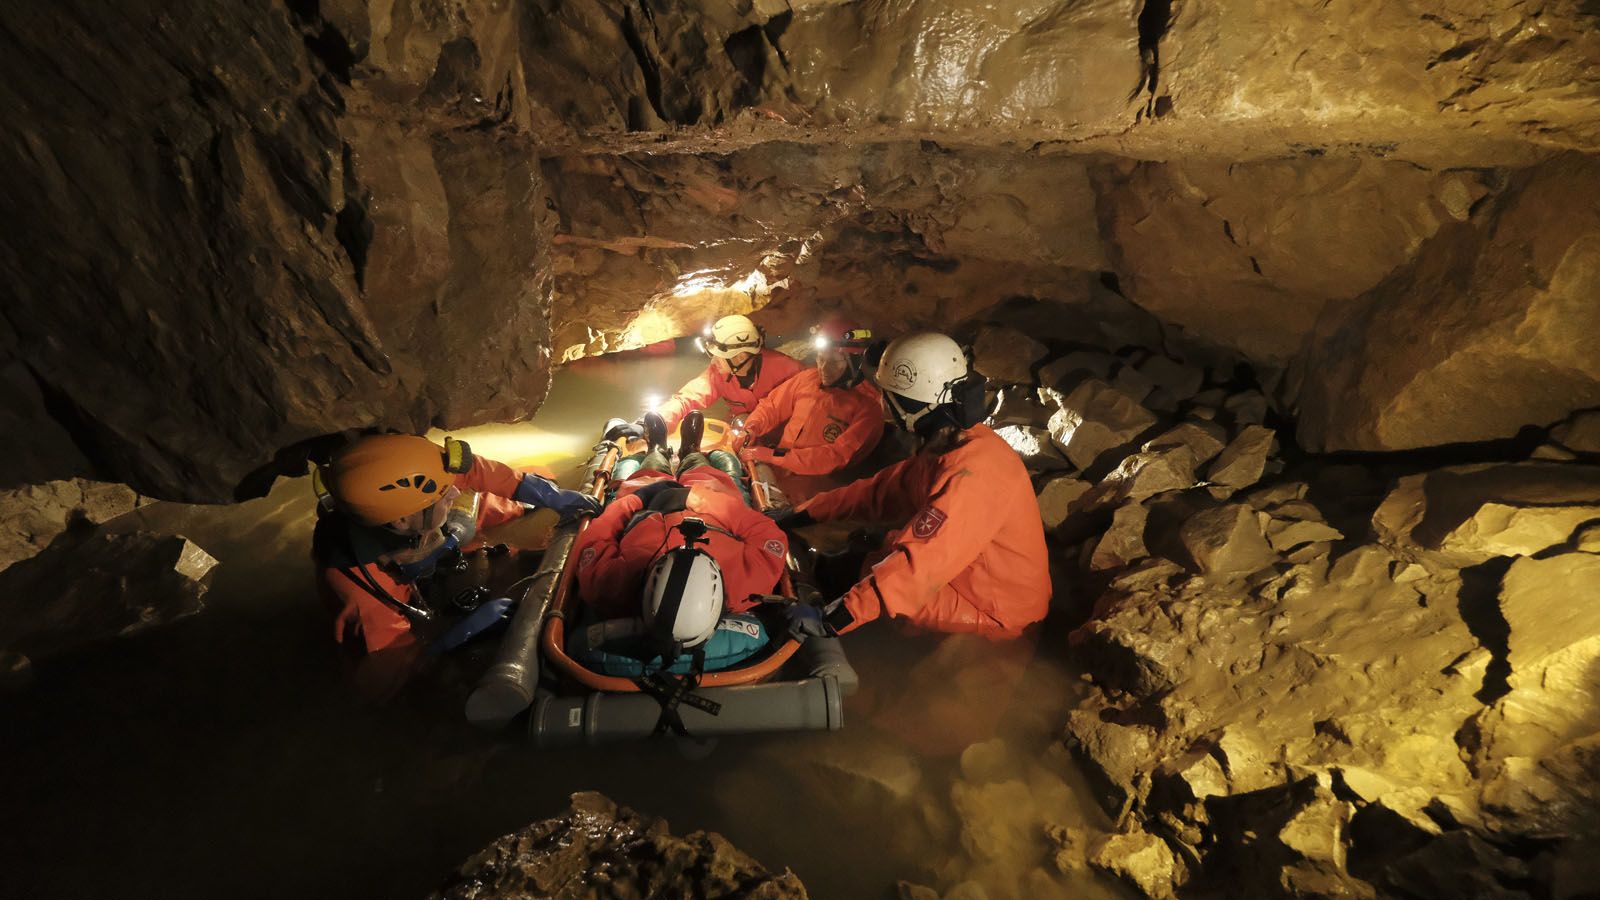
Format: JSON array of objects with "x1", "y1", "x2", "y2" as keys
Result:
[
  {"x1": 0, "y1": 530, "x2": 216, "y2": 673},
  {"x1": 3, "y1": 3, "x2": 1599, "y2": 499},
  {"x1": 0, "y1": 480, "x2": 147, "y2": 572},
  {"x1": 989, "y1": 337, "x2": 1600, "y2": 897},
  {"x1": 431, "y1": 791, "x2": 807, "y2": 900}
]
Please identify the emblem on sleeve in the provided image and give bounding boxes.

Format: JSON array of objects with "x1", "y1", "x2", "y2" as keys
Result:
[
  {"x1": 764, "y1": 538, "x2": 785, "y2": 558},
  {"x1": 911, "y1": 506, "x2": 947, "y2": 539},
  {"x1": 579, "y1": 546, "x2": 597, "y2": 569}
]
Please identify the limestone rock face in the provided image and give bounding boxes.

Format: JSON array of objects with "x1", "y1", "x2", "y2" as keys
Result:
[
  {"x1": 971, "y1": 326, "x2": 1049, "y2": 386},
  {"x1": 1550, "y1": 409, "x2": 1600, "y2": 454},
  {"x1": 431, "y1": 792, "x2": 807, "y2": 899},
  {"x1": 1297, "y1": 155, "x2": 1600, "y2": 451},
  {"x1": 0, "y1": 1, "x2": 555, "y2": 501},
  {"x1": 1095, "y1": 160, "x2": 1469, "y2": 362},
  {"x1": 1372, "y1": 463, "x2": 1600, "y2": 567},
  {"x1": 0, "y1": 480, "x2": 146, "y2": 572}
]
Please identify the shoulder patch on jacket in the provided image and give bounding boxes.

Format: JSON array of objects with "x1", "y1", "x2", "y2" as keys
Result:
[
  {"x1": 579, "y1": 545, "x2": 597, "y2": 569},
  {"x1": 911, "y1": 506, "x2": 947, "y2": 539},
  {"x1": 764, "y1": 538, "x2": 785, "y2": 558}
]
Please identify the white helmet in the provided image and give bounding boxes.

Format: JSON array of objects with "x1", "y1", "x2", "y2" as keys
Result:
[
  {"x1": 699, "y1": 314, "x2": 763, "y2": 360},
  {"x1": 876, "y1": 332, "x2": 968, "y2": 404},
  {"x1": 643, "y1": 546, "x2": 724, "y2": 649}
]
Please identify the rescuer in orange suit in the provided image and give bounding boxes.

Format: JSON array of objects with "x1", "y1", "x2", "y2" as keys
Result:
[
  {"x1": 770, "y1": 332, "x2": 1051, "y2": 640},
  {"x1": 311, "y1": 433, "x2": 601, "y2": 654},
  {"x1": 734, "y1": 314, "x2": 883, "y2": 488},
  {"x1": 654, "y1": 314, "x2": 802, "y2": 430},
  {"x1": 572, "y1": 411, "x2": 789, "y2": 620}
]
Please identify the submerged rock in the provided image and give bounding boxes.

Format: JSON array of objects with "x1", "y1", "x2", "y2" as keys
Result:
[
  {"x1": 0, "y1": 530, "x2": 216, "y2": 663},
  {"x1": 432, "y1": 792, "x2": 807, "y2": 900}
]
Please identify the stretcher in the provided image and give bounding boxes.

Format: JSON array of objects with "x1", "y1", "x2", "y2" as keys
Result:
[{"x1": 465, "y1": 418, "x2": 856, "y2": 745}]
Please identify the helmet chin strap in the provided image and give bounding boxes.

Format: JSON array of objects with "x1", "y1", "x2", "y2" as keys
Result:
[{"x1": 885, "y1": 391, "x2": 937, "y2": 432}]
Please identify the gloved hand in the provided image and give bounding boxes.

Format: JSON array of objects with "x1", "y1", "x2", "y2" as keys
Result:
[
  {"x1": 765, "y1": 507, "x2": 814, "y2": 531},
  {"x1": 515, "y1": 473, "x2": 601, "y2": 520},
  {"x1": 630, "y1": 479, "x2": 683, "y2": 509},
  {"x1": 557, "y1": 490, "x2": 602, "y2": 521},
  {"x1": 785, "y1": 602, "x2": 835, "y2": 640},
  {"x1": 745, "y1": 446, "x2": 776, "y2": 465}
]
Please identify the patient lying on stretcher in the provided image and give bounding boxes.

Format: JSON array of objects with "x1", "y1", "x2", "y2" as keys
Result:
[{"x1": 564, "y1": 411, "x2": 790, "y2": 675}]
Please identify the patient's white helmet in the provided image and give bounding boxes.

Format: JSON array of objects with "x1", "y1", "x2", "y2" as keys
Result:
[{"x1": 643, "y1": 547, "x2": 724, "y2": 648}]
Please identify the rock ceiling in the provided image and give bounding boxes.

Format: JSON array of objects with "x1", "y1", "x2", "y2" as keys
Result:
[{"x1": 1, "y1": 0, "x2": 1598, "y2": 500}]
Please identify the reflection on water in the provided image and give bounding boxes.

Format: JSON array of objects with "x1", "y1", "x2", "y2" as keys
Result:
[{"x1": 0, "y1": 349, "x2": 1123, "y2": 900}]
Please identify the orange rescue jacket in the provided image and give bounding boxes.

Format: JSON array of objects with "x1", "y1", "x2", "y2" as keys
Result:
[
  {"x1": 798, "y1": 424, "x2": 1050, "y2": 639},
  {"x1": 741, "y1": 368, "x2": 884, "y2": 476},
  {"x1": 572, "y1": 467, "x2": 788, "y2": 620},
  {"x1": 657, "y1": 348, "x2": 802, "y2": 430}
]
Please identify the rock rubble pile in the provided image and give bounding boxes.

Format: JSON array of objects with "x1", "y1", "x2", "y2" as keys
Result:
[{"x1": 978, "y1": 323, "x2": 1600, "y2": 898}]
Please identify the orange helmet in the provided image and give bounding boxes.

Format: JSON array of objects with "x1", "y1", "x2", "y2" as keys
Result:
[{"x1": 327, "y1": 434, "x2": 457, "y2": 526}]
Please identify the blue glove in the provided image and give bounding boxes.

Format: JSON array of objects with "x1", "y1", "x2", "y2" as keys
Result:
[
  {"x1": 393, "y1": 533, "x2": 459, "y2": 582},
  {"x1": 766, "y1": 507, "x2": 814, "y2": 531},
  {"x1": 515, "y1": 474, "x2": 602, "y2": 519}
]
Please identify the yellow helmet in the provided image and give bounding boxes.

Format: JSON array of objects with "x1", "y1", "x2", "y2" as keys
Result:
[
  {"x1": 699, "y1": 314, "x2": 763, "y2": 359},
  {"x1": 327, "y1": 434, "x2": 458, "y2": 526}
]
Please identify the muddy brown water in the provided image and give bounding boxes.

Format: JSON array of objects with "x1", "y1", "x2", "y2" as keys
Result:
[{"x1": 0, "y1": 349, "x2": 1124, "y2": 900}]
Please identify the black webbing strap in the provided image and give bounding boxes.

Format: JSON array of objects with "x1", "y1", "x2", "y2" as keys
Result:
[{"x1": 636, "y1": 647, "x2": 721, "y2": 738}]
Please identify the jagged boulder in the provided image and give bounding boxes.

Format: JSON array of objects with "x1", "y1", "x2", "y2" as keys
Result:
[
  {"x1": 1090, "y1": 503, "x2": 1150, "y2": 571},
  {"x1": 1135, "y1": 356, "x2": 1205, "y2": 402},
  {"x1": 1038, "y1": 351, "x2": 1117, "y2": 395},
  {"x1": 1176, "y1": 503, "x2": 1275, "y2": 576},
  {"x1": 1043, "y1": 380, "x2": 1159, "y2": 471},
  {"x1": 1036, "y1": 474, "x2": 1091, "y2": 530},
  {"x1": 1205, "y1": 426, "x2": 1277, "y2": 492},
  {"x1": 1090, "y1": 829, "x2": 1181, "y2": 900},
  {"x1": 431, "y1": 792, "x2": 807, "y2": 899},
  {"x1": 994, "y1": 425, "x2": 1072, "y2": 473},
  {"x1": 1143, "y1": 421, "x2": 1228, "y2": 468}
]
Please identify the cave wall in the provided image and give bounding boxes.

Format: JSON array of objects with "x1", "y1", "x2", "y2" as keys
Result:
[
  {"x1": 0, "y1": 0, "x2": 554, "y2": 502},
  {"x1": 1, "y1": 0, "x2": 1598, "y2": 502}
]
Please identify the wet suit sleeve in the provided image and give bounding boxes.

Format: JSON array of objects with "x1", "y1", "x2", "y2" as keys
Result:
[
  {"x1": 798, "y1": 454, "x2": 922, "y2": 523},
  {"x1": 657, "y1": 365, "x2": 721, "y2": 431},
  {"x1": 836, "y1": 464, "x2": 1002, "y2": 632},
  {"x1": 572, "y1": 492, "x2": 645, "y2": 619},
  {"x1": 741, "y1": 374, "x2": 798, "y2": 443},
  {"x1": 766, "y1": 400, "x2": 881, "y2": 476},
  {"x1": 458, "y1": 454, "x2": 523, "y2": 499},
  {"x1": 723, "y1": 504, "x2": 789, "y2": 607}
]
